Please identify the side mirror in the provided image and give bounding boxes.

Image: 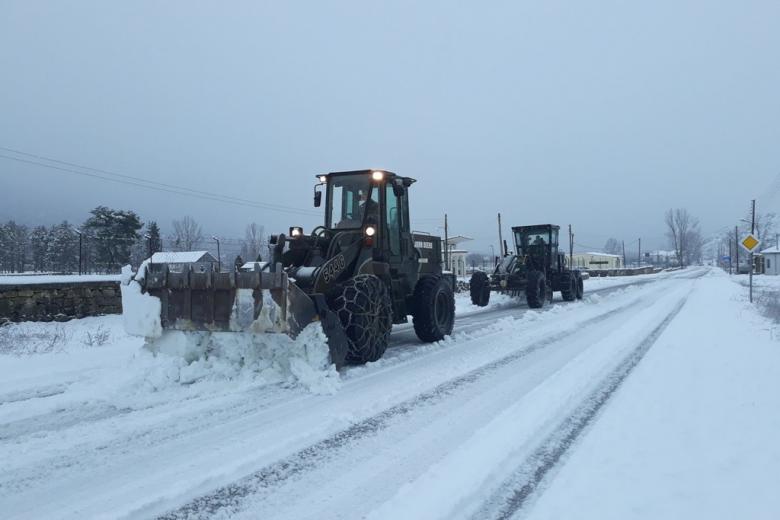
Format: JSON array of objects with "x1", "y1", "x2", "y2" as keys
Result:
[
  {"x1": 314, "y1": 187, "x2": 322, "y2": 207},
  {"x1": 392, "y1": 182, "x2": 404, "y2": 198}
]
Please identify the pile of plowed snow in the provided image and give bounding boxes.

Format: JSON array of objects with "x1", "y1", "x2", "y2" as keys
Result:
[
  {"x1": 137, "y1": 324, "x2": 341, "y2": 395},
  {"x1": 113, "y1": 264, "x2": 340, "y2": 396}
]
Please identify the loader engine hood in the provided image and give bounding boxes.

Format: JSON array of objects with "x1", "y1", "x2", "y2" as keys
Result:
[{"x1": 280, "y1": 229, "x2": 365, "y2": 293}]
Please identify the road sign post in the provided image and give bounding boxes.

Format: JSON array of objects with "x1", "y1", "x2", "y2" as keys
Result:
[{"x1": 740, "y1": 232, "x2": 761, "y2": 303}]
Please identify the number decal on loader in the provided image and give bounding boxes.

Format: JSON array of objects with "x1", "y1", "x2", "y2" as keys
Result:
[{"x1": 322, "y1": 254, "x2": 346, "y2": 283}]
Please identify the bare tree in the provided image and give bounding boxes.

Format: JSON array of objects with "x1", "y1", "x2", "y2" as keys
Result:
[
  {"x1": 665, "y1": 208, "x2": 699, "y2": 268},
  {"x1": 603, "y1": 238, "x2": 621, "y2": 255},
  {"x1": 240, "y1": 222, "x2": 265, "y2": 261},
  {"x1": 752, "y1": 212, "x2": 776, "y2": 242},
  {"x1": 664, "y1": 210, "x2": 680, "y2": 266},
  {"x1": 466, "y1": 252, "x2": 483, "y2": 270},
  {"x1": 171, "y1": 216, "x2": 203, "y2": 251},
  {"x1": 684, "y1": 228, "x2": 704, "y2": 265}
]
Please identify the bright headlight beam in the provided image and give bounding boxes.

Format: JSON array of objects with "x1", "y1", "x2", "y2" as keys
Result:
[
  {"x1": 365, "y1": 226, "x2": 376, "y2": 237},
  {"x1": 371, "y1": 171, "x2": 384, "y2": 181}
]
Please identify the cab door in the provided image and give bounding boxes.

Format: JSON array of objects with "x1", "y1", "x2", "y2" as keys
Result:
[{"x1": 384, "y1": 183, "x2": 415, "y2": 318}]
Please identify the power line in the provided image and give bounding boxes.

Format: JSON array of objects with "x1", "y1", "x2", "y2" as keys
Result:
[{"x1": 0, "y1": 147, "x2": 319, "y2": 217}]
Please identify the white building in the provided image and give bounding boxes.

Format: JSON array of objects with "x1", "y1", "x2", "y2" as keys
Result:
[
  {"x1": 760, "y1": 246, "x2": 780, "y2": 275},
  {"x1": 150, "y1": 251, "x2": 219, "y2": 273},
  {"x1": 571, "y1": 252, "x2": 623, "y2": 269},
  {"x1": 443, "y1": 235, "x2": 473, "y2": 277}
]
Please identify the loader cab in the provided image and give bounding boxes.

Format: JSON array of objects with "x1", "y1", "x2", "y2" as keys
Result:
[
  {"x1": 314, "y1": 170, "x2": 428, "y2": 323},
  {"x1": 512, "y1": 225, "x2": 560, "y2": 271},
  {"x1": 317, "y1": 169, "x2": 415, "y2": 257}
]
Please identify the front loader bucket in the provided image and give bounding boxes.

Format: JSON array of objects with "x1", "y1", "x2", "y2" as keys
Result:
[{"x1": 128, "y1": 263, "x2": 349, "y2": 367}]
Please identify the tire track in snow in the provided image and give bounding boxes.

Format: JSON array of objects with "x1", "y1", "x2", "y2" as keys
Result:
[
  {"x1": 0, "y1": 287, "x2": 633, "y2": 495},
  {"x1": 156, "y1": 300, "x2": 644, "y2": 520},
  {"x1": 0, "y1": 383, "x2": 68, "y2": 405},
  {"x1": 0, "y1": 403, "x2": 131, "y2": 442},
  {"x1": 473, "y1": 293, "x2": 691, "y2": 520}
]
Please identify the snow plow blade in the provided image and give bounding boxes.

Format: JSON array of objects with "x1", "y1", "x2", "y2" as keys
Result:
[{"x1": 132, "y1": 263, "x2": 349, "y2": 368}]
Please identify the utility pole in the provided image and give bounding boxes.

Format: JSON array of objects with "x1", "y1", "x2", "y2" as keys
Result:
[
  {"x1": 497, "y1": 213, "x2": 504, "y2": 257},
  {"x1": 750, "y1": 199, "x2": 755, "y2": 303},
  {"x1": 212, "y1": 236, "x2": 221, "y2": 272},
  {"x1": 444, "y1": 213, "x2": 449, "y2": 271},
  {"x1": 622, "y1": 240, "x2": 626, "y2": 268},
  {"x1": 568, "y1": 224, "x2": 574, "y2": 268},
  {"x1": 638, "y1": 238, "x2": 641, "y2": 269},
  {"x1": 735, "y1": 225, "x2": 739, "y2": 275},
  {"x1": 78, "y1": 232, "x2": 83, "y2": 275},
  {"x1": 728, "y1": 239, "x2": 732, "y2": 275}
]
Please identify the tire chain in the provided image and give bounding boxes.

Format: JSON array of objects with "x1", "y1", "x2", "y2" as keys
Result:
[{"x1": 331, "y1": 275, "x2": 392, "y2": 362}]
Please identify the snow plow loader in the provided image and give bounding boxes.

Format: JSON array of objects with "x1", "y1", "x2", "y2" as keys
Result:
[{"x1": 123, "y1": 170, "x2": 455, "y2": 368}]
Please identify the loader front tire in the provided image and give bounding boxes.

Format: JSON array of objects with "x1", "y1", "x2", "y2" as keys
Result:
[
  {"x1": 469, "y1": 271, "x2": 491, "y2": 307},
  {"x1": 413, "y1": 275, "x2": 455, "y2": 342},
  {"x1": 330, "y1": 274, "x2": 393, "y2": 365},
  {"x1": 526, "y1": 270, "x2": 547, "y2": 309}
]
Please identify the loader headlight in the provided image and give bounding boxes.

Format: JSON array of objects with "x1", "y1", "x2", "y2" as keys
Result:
[
  {"x1": 318, "y1": 175, "x2": 327, "y2": 183},
  {"x1": 365, "y1": 225, "x2": 376, "y2": 237},
  {"x1": 290, "y1": 226, "x2": 303, "y2": 237},
  {"x1": 371, "y1": 170, "x2": 384, "y2": 181}
]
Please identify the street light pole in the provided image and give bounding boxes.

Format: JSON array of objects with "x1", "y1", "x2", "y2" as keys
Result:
[
  {"x1": 144, "y1": 234, "x2": 152, "y2": 264},
  {"x1": 638, "y1": 238, "x2": 641, "y2": 269},
  {"x1": 70, "y1": 226, "x2": 83, "y2": 275}
]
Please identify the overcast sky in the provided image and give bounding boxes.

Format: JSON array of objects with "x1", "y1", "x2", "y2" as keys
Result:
[{"x1": 1, "y1": 1, "x2": 779, "y2": 253}]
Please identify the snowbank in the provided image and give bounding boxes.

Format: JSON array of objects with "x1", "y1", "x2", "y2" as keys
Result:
[
  {"x1": 139, "y1": 323, "x2": 340, "y2": 395},
  {"x1": 523, "y1": 268, "x2": 780, "y2": 520},
  {"x1": 120, "y1": 265, "x2": 162, "y2": 338}
]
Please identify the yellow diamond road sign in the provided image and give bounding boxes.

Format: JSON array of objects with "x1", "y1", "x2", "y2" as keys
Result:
[{"x1": 741, "y1": 234, "x2": 761, "y2": 253}]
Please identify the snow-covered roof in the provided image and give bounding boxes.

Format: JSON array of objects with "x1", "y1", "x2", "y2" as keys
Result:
[
  {"x1": 150, "y1": 251, "x2": 215, "y2": 263},
  {"x1": 578, "y1": 252, "x2": 623, "y2": 259},
  {"x1": 445, "y1": 235, "x2": 473, "y2": 245},
  {"x1": 240, "y1": 261, "x2": 269, "y2": 270},
  {"x1": 760, "y1": 246, "x2": 780, "y2": 254}
]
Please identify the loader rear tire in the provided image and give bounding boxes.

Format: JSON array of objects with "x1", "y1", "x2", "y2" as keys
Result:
[
  {"x1": 469, "y1": 271, "x2": 491, "y2": 307},
  {"x1": 576, "y1": 273, "x2": 584, "y2": 300},
  {"x1": 330, "y1": 274, "x2": 393, "y2": 365},
  {"x1": 526, "y1": 270, "x2": 547, "y2": 309},
  {"x1": 413, "y1": 275, "x2": 455, "y2": 342},
  {"x1": 561, "y1": 273, "x2": 576, "y2": 302}
]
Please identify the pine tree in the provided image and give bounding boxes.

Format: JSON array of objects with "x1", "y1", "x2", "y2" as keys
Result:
[
  {"x1": 45, "y1": 221, "x2": 79, "y2": 273},
  {"x1": 0, "y1": 224, "x2": 9, "y2": 272},
  {"x1": 30, "y1": 225, "x2": 50, "y2": 272},
  {"x1": 2, "y1": 221, "x2": 29, "y2": 273},
  {"x1": 147, "y1": 221, "x2": 162, "y2": 254},
  {"x1": 83, "y1": 206, "x2": 143, "y2": 272}
]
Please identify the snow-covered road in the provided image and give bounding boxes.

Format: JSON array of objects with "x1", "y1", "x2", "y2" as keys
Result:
[{"x1": 2, "y1": 268, "x2": 778, "y2": 519}]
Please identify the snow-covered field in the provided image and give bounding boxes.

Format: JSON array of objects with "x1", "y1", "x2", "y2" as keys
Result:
[{"x1": 1, "y1": 267, "x2": 778, "y2": 519}]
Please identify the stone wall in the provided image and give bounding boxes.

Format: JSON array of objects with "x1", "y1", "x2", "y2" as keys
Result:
[{"x1": 0, "y1": 282, "x2": 121, "y2": 323}]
